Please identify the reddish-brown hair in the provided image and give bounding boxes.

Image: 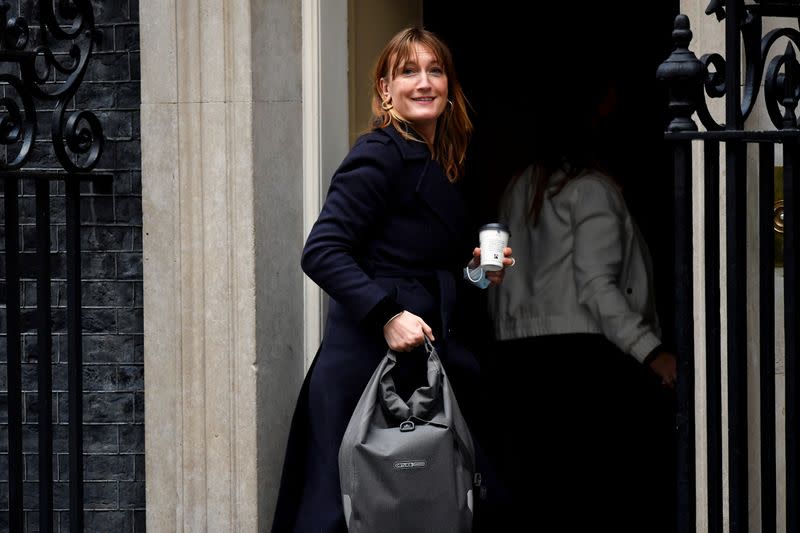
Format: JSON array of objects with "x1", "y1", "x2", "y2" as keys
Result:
[{"x1": 371, "y1": 27, "x2": 472, "y2": 182}]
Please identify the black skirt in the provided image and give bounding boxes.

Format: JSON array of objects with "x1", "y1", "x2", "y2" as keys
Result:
[{"x1": 482, "y1": 333, "x2": 677, "y2": 532}]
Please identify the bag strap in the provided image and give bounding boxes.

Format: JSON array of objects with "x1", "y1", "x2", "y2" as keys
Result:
[
  {"x1": 379, "y1": 337, "x2": 441, "y2": 422},
  {"x1": 378, "y1": 340, "x2": 477, "y2": 472}
]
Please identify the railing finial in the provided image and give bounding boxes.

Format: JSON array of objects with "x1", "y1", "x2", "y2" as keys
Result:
[{"x1": 657, "y1": 14, "x2": 707, "y2": 132}]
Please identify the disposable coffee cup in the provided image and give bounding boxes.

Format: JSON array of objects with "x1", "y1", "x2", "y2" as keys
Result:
[{"x1": 478, "y1": 223, "x2": 510, "y2": 272}]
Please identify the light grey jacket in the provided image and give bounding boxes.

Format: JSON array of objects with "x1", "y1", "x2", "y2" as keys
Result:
[{"x1": 488, "y1": 165, "x2": 662, "y2": 363}]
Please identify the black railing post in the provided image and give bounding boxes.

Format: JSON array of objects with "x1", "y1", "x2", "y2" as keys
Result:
[
  {"x1": 657, "y1": 14, "x2": 705, "y2": 532},
  {"x1": 65, "y1": 178, "x2": 83, "y2": 533},
  {"x1": 705, "y1": 140, "x2": 723, "y2": 533},
  {"x1": 759, "y1": 142, "x2": 776, "y2": 533},
  {"x1": 35, "y1": 178, "x2": 53, "y2": 533},
  {"x1": 674, "y1": 139, "x2": 696, "y2": 533},
  {"x1": 3, "y1": 178, "x2": 23, "y2": 532},
  {"x1": 726, "y1": 136, "x2": 749, "y2": 533},
  {"x1": 724, "y1": 5, "x2": 748, "y2": 530}
]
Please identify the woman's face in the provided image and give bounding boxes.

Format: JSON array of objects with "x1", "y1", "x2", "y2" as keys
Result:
[{"x1": 380, "y1": 44, "x2": 448, "y2": 143}]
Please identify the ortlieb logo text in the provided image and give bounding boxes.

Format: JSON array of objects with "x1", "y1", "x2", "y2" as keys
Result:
[{"x1": 393, "y1": 460, "x2": 426, "y2": 470}]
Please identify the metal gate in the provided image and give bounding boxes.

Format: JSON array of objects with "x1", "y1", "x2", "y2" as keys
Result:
[
  {"x1": 658, "y1": 1, "x2": 799, "y2": 532},
  {"x1": 1, "y1": 1, "x2": 105, "y2": 532}
]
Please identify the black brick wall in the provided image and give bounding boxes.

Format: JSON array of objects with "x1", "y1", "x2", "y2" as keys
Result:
[{"x1": 0, "y1": 1, "x2": 143, "y2": 532}]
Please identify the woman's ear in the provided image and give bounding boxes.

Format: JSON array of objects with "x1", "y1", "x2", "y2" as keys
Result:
[{"x1": 379, "y1": 77, "x2": 390, "y2": 99}]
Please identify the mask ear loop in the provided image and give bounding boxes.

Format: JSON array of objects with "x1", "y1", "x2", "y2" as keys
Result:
[{"x1": 464, "y1": 265, "x2": 484, "y2": 283}]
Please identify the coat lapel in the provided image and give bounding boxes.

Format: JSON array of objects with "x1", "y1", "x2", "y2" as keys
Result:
[
  {"x1": 382, "y1": 126, "x2": 468, "y2": 239},
  {"x1": 414, "y1": 158, "x2": 467, "y2": 238}
]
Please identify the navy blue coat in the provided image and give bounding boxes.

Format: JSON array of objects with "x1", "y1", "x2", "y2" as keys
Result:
[{"x1": 271, "y1": 125, "x2": 483, "y2": 532}]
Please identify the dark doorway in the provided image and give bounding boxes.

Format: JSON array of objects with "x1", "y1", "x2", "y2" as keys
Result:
[
  {"x1": 422, "y1": 3, "x2": 681, "y2": 529},
  {"x1": 423, "y1": 2, "x2": 680, "y2": 344}
]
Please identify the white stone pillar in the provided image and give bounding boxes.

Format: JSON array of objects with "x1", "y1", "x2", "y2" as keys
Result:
[{"x1": 140, "y1": 0, "x2": 305, "y2": 531}]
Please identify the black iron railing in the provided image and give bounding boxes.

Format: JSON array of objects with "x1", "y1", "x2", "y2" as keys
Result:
[
  {"x1": 0, "y1": 1, "x2": 106, "y2": 532},
  {"x1": 658, "y1": 1, "x2": 800, "y2": 532}
]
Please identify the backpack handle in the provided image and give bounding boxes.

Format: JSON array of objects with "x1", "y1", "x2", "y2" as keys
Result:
[{"x1": 379, "y1": 341, "x2": 442, "y2": 422}]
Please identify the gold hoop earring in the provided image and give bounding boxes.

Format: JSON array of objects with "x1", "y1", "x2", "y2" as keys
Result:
[
  {"x1": 448, "y1": 99, "x2": 454, "y2": 109},
  {"x1": 381, "y1": 99, "x2": 393, "y2": 111}
]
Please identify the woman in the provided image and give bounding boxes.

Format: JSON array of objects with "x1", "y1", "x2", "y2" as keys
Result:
[
  {"x1": 486, "y1": 79, "x2": 677, "y2": 531},
  {"x1": 271, "y1": 27, "x2": 511, "y2": 533}
]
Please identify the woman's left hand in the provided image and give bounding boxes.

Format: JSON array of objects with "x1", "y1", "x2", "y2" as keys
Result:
[{"x1": 471, "y1": 246, "x2": 515, "y2": 286}]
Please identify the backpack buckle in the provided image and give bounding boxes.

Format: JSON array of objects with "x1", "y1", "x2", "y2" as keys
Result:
[{"x1": 399, "y1": 420, "x2": 416, "y2": 432}]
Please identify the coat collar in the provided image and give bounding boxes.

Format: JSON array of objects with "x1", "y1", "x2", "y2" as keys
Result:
[
  {"x1": 381, "y1": 124, "x2": 431, "y2": 161},
  {"x1": 378, "y1": 125, "x2": 468, "y2": 241}
]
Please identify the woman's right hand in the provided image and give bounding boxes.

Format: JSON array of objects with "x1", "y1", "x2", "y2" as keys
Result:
[
  {"x1": 470, "y1": 246, "x2": 514, "y2": 286},
  {"x1": 383, "y1": 311, "x2": 434, "y2": 352},
  {"x1": 648, "y1": 351, "x2": 677, "y2": 388}
]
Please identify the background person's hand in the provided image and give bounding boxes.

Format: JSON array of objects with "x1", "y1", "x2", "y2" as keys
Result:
[
  {"x1": 383, "y1": 311, "x2": 434, "y2": 351},
  {"x1": 471, "y1": 246, "x2": 514, "y2": 286},
  {"x1": 648, "y1": 351, "x2": 677, "y2": 388}
]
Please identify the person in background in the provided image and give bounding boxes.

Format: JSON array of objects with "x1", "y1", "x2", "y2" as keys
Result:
[
  {"x1": 486, "y1": 73, "x2": 677, "y2": 532},
  {"x1": 271, "y1": 27, "x2": 512, "y2": 533}
]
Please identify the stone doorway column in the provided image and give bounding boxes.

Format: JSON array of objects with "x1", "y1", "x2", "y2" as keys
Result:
[{"x1": 140, "y1": 0, "x2": 305, "y2": 530}]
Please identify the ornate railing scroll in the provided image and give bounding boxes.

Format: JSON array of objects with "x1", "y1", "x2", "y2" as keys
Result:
[
  {"x1": 1, "y1": 1, "x2": 106, "y2": 533},
  {"x1": 0, "y1": 0, "x2": 104, "y2": 172},
  {"x1": 657, "y1": 2, "x2": 800, "y2": 533},
  {"x1": 691, "y1": 0, "x2": 800, "y2": 132}
]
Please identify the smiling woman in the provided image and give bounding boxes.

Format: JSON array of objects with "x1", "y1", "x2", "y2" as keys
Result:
[
  {"x1": 378, "y1": 44, "x2": 448, "y2": 143},
  {"x1": 271, "y1": 26, "x2": 512, "y2": 533},
  {"x1": 369, "y1": 27, "x2": 473, "y2": 184}
]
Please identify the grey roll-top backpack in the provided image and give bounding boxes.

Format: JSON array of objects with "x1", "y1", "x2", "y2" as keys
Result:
[{"x1": 338, "y1": 339, "x2": 476, "y2": 533}]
